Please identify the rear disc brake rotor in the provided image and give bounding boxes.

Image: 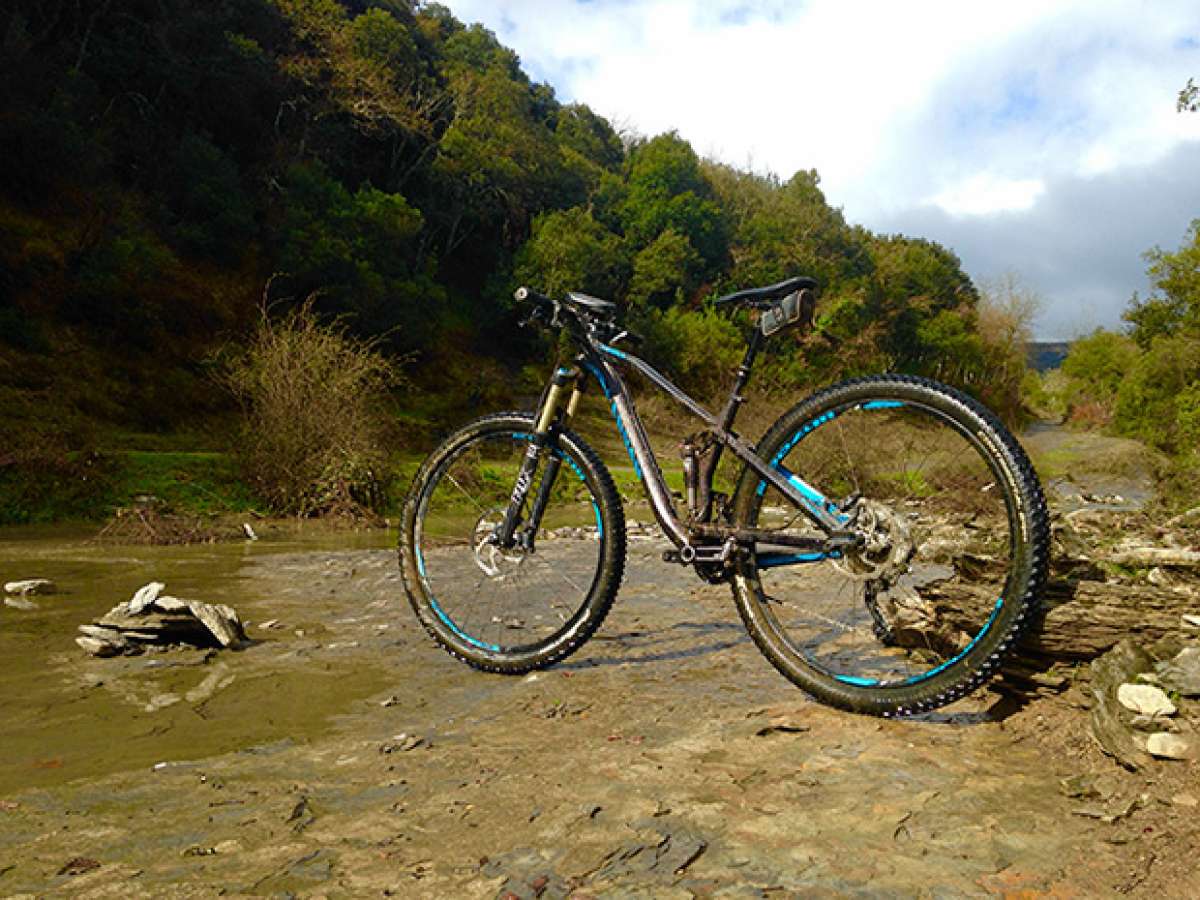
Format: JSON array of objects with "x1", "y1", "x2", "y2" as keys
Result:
[{"x1": 833, "y1": 500, "x2": 915, "y2": 584}]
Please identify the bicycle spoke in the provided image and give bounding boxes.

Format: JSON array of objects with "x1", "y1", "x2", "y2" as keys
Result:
[
  {"x1": 749, "y1": 398, "x2": 1019, "y2": 686},
  {"x1": 411, "y1": 424, "x2": 610, "y2": 657}
]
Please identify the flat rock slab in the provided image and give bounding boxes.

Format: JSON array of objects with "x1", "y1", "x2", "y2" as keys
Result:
[
  {"x1": 1117, "y1": 682, "x2": 1177, "y2": 717},
  {"x1": 186, "y1": 600, "x2": 244, "y2": 647},
  {"x1": 128, "y1": 581, "x2": 164, "y2": 614},
  {"x1": 4, "y1": 578, "x2": 56, "y2": 595},
  {"x1": 1146, "y1": 733, "x2": 1194, "y2": 760}
]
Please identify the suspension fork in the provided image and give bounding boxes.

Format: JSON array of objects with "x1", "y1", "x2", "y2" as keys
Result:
[{"x1": 495, "y1": 366, "x2": 584, "y2": 549}]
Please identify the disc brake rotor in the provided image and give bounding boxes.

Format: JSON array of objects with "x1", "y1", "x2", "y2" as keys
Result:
[
  {"x1": 833, "y1": 500, "x2": 915, "y2": 584},
  {"x1": 472, "y1": 508, "x2": 528, "y2": 580}
]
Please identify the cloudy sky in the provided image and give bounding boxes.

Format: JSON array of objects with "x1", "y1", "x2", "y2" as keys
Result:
[{"x1": 447, "y1": 0, "x2": 1200, "y2": 338}]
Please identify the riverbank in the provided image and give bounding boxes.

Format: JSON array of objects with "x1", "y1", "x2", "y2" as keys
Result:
[
  {"x1": 1, "y1": 531, "x2": 1198, "y2": 896},
  {"x1": 2, "y1": 424, "x2": 1197, "y2": 895}
]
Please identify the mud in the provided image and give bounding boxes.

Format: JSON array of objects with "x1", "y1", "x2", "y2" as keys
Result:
[{"x1": 3, "y1": 520, "x2": 1198, "y2": 897}]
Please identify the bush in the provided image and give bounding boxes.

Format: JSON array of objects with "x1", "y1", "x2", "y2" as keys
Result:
[
  {"x1": 1113, "y1": 333, "x2": 1200, "y2": 452},
  {"x1": 635, "y1": 305, "x2": 744, "y2": 400},
  {"x1": 1061, "y1": 329, "x2": 1139, "y2": 402},
  {"x1": 221, "y1": 300, "x2": 402, "y2": 517}
]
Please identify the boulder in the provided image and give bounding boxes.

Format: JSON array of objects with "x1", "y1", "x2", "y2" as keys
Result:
[{"x1": 1158, "y1": 647, "x2": 1200, "y2": 697}]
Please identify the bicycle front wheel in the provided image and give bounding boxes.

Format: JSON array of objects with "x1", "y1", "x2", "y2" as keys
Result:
[
  {"x1": 730, "y1": 375, "x2": 1048, "y2": 716},
  {"x1": 399, "y1": 413, "x2": 626, "y2": 673}
]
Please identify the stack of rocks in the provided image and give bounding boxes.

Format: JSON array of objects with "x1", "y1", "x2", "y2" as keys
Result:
[{"x1": 76, "y1": 582, "x2": 246, "y2": 657}]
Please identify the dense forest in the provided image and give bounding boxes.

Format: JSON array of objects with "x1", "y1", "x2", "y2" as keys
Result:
[{"x1": 0, "y1": 0, "x2": 1031, "y2": 519}]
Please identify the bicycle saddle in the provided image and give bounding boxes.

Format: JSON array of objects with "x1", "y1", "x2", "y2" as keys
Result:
[{"x1": 715, "y1": 276, "x2": 818, "y2": 309}]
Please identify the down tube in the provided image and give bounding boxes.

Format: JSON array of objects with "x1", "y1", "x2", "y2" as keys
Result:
[{"x1": 583, "y1": 359, "x2": 689, "y2": 547}]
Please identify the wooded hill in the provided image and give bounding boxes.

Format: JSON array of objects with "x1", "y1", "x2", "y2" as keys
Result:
[{"x1": 0, "y1": 0, "x2": 1026, "y2": 447}]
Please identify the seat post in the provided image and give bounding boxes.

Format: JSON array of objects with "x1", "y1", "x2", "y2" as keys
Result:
[{"x1": 717, "y1": 326, "x2": 763, "y2": 433}]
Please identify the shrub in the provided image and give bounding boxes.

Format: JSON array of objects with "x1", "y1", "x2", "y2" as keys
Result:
[
  {"x1": 221, "y1": 299, "x2": 402, "y2": 517},
  {"x1": 1061, "y1": 329, "x2": 1139, "y2": 402},
  {"x1": 1113, "y1": 333, "x2": 1200, "y2": 452},
  {"x1": 634, "y1": 305, "x2": 743, "y2": 400}
]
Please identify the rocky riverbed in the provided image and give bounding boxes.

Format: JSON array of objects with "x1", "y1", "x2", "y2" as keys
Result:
[{"x1": 1, "y1": 516, "x2": 1199, "y2": 897}]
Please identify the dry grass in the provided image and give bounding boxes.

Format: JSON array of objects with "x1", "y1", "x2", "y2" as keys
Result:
[
  {"x1": 93, "y1": 506, "x2": 235, "y2": 545},
  {"x1": 220, "y1": 297, "x2": 402, "y2": 518}
]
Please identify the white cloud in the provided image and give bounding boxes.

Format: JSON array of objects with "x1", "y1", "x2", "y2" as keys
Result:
[
  {"x1": 445, "y1": 0, "x2": 1200, "y2": 334},
  {"x1": 930, "y1": 175, "x2": 1045, "y2": 217}
]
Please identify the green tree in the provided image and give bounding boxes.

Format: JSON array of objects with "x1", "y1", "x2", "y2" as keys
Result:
[
  {"x1": 1115, "y1": 333, "x2": 1200, "y2": 451},
  {"x1": 619, "y1": 132, "x2": 729, "y2": 274},
  {"x1": 627, "y1": 229, "x2": 700, "y2": 308},
  {"x1": 512, "y1": 207, "x2": 625, "y2": 300},
  {"x1": 711, "y1": 165, "x2": 872, "y2": 292},
  {"x1": 1179, "y1": 77, "x2": 1198, "y2": 113},
  {"x1": 1061, "y1": 329, "x2": 1139, "y2": 401},
  {"x1": 278, "y1": 161, "x2": 438, "y2": 344},
  {"x1": 1124, "y1": 219, "x2": 1200, "y2": 348}
]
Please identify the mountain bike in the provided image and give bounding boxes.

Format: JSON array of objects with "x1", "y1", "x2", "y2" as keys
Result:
[{"x1": 399, "y1": 278, "x2": 1049, "y2": 716}]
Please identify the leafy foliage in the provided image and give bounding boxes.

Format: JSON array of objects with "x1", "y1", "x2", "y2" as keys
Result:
[
  {"x1": 1056, "y1": 219, "x2": 1200, "y2": 462},
  {"x1": 0, "y1": 0, "x2": 1019, "y2": 462},
  {"x1": 1179, "y1": 77, "x2": 1199, "y2": 114}
]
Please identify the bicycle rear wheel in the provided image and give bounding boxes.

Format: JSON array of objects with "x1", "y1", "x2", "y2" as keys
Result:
[
  {"x1": 399, "y1": 413, "x2": 626, "y2": 673},
  {"x1": 730, "y1": 375, "x2": 1048, "y2": 716}
]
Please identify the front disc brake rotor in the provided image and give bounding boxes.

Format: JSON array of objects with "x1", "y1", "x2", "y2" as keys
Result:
[{"x1": 472, "y1": 508, "x2": 527, "y2": 579}]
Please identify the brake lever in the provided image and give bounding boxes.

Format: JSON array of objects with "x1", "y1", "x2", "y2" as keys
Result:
[{"x1": 609, "y1": 329, "x2": 644, "y2": 347}]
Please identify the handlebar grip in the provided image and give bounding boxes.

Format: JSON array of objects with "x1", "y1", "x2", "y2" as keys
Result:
[{"x1": 514, "y1": 286, "x2": 552, "y2": 305}]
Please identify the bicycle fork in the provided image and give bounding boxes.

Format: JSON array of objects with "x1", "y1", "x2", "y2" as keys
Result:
[{"x1": 494, "y1": 367, "x2": 584, "y2": 550}]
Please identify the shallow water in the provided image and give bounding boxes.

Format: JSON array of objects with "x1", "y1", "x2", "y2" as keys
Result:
[{"x1": 0, "y1": 525, "x2": 397, "y2": 795}]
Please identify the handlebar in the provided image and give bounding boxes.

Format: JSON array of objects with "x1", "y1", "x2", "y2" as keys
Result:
[
  {"x1": 514, "y1": 286, "x2": 558, "y2": 330},
  {"x1": 514, "y1": 286, "x2": 553, "y2": 306}
]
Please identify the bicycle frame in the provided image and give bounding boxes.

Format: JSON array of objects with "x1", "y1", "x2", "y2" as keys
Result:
[
  {"x1": 582, "y1": 341, "x2": 850, "y2": 540},
  {"x1": 505, "y1": 309, "x2": 858, "y2": 564}
]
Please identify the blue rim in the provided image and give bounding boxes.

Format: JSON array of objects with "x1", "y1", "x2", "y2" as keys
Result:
[
  {"x1": 417, "y1": 429, "x2": 603, "y2": 653},
  {"x1": 756, "y1": 397, "x2": 1007, "y2": 688}
]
